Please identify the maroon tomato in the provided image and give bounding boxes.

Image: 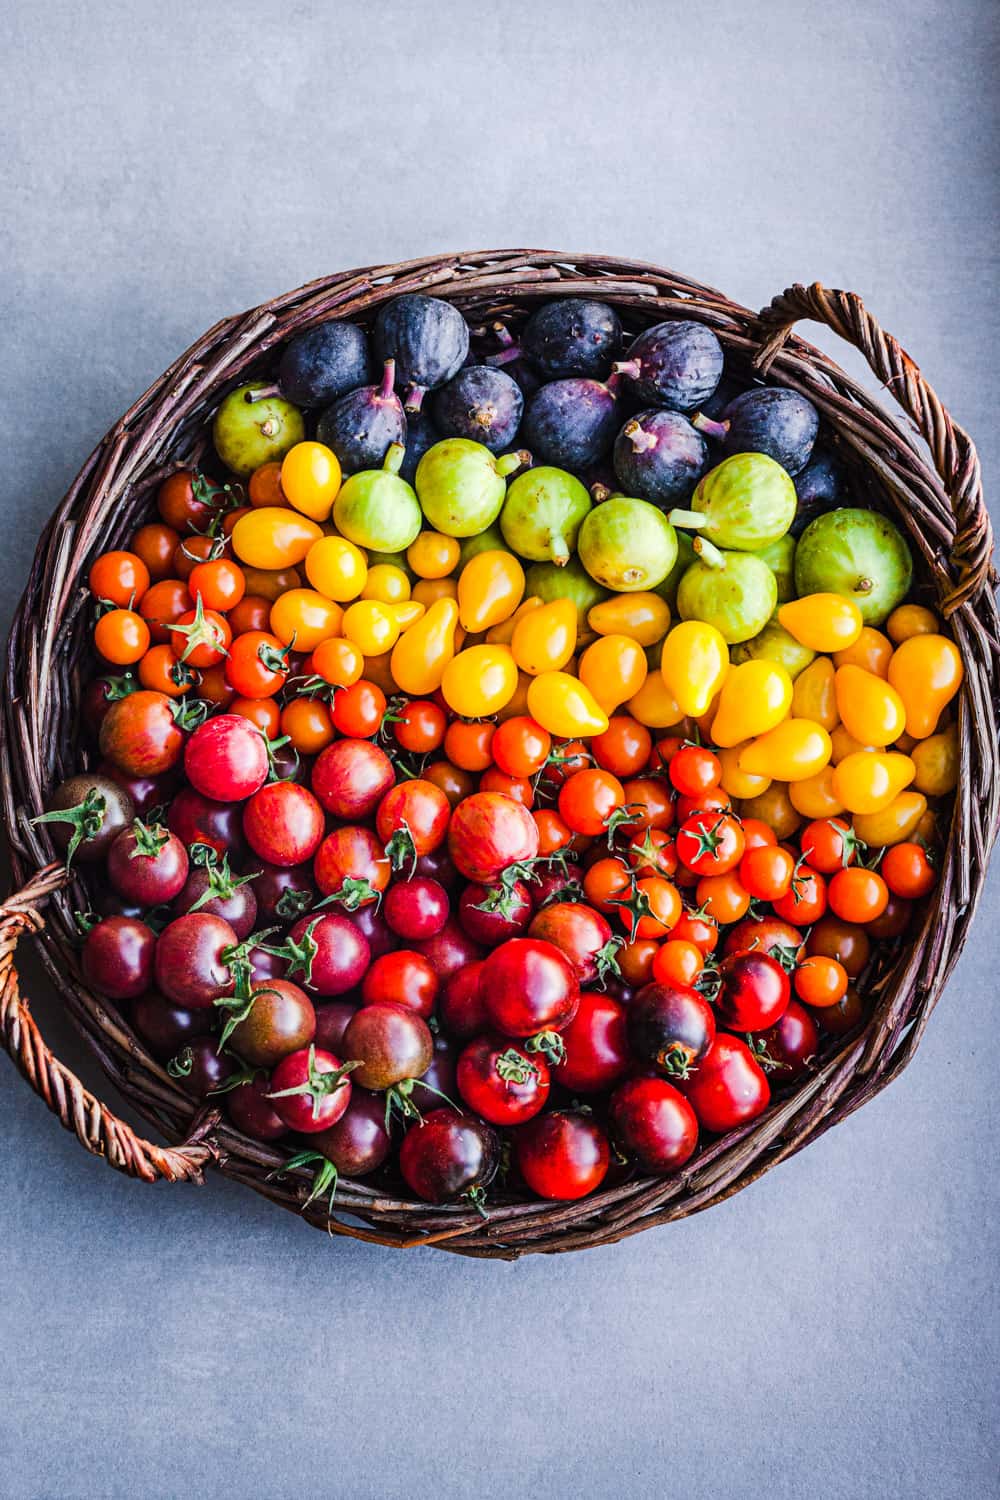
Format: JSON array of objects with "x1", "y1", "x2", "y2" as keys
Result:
[
  {"x1": 248, "y1": 861, "x2": 317, "y2": 924},
  {"x1": 361, "y1": 950, "x2": 439, "y2": 1019},
  {"x1": 414, "y1": 845, "x2": 461, "y2": 893},
  {"x1": 411, "y1": 1033, "x2": 459, "y2": 1114},
  {"x1": 107, "y1": 821, "x2": 189, "y2": 905},
  {"x1": 183, "y1": 714, "x2": 269, "y2": 802},
  {"x1": 755, "y1": 999, "x2": 819, "y2": 1080},
  {"x1": 608, "y1": 1076, "x2": 699, "y2": 1174},
  {"x1": 312, "y1": 999, "x2": 359, "y2": 1052},
  {"x1": 97, "y1": 760, "x2": 178, "y2": 818},
  {"x1": 311, "y1": 738, "x2": 395, "y2": 820},
  {"x1": 153, "y1": 912, "x2": 238, "y2": 1008},
  {"x1": 383, "y1": 876, "x2": 450, "y2": 941},
  {"x1": 376, "y1": 780, "x2": 451, "y2": 871},
  {"x1": 457, "y1": 1036, "x2": 550, "y2": 1125},
  {"x1": 527, "y1": 901, "x2": 619, "y2": 986},
  {"x1": 243, "y1": 781, "x2": 325, "y2": 867},
  {"x1": 341, "y1": 1003, "x2": 434, "y2": 1091},
  {"x1": 558, "y1": 990, "x2": 630, "y2": 1094},
  {"x1": 347, "y1": 901, "x2": 395, "y2": 961},
  {"x1": 227, "y1": 979, "x2": 316, "y2": 1067},
  {"x1": 447, "y1": 791, "x2": 539, "y2": 884},
  {"x1": 168, "y1": 786, "x2": 246, "y2": 860},
  {"x1": 313, "y1": 825, "x2": 390, "y2": 905},
  {"x1": 98, "y1": 690, "x2": 185, "y2": 776},
  {"x1": 437, "y1": 961, "x2": 489, "y2": 1039},
  {"x1": 722, "y1": 916, "x2": 805, "y2": 966},
  {"x1": 311, "y1": 1087, "x2": 392, "y2": 1178},
  {"x1": 715, "y1": 952, "x2": 790, "y2": 1032},
  {"x1": 82, "y1": 916, "x2": 156, "y2": 1000},
  {"x1": 171, "y1": 1035, "x2": 237, "y2": 1098},
  {"x1": 172, "y1": 858, "x2": 258, "y2": 939},
  {"x1": 282, "y1": 912, "x2": 370, "y2": 997},
  {"x1": 131, "y1": 992, "x2": 213, "y2": 1059},
  {"x1": 514, "y1": 1110, "x2": 610, "y2": 1200},
  {"x1": 413, "y1": 918, "x2": 483, "y2": 982},
  {"x1": 267, "y1": 1045, "x2": 355, "y2": 1133},
  {"x1": 479, "y1": 937, "x2": 580, "y2": 1039},
  {"x1": 399, "y1": 1109, "x2": 500, "y2": 1204},
  {"x1": 626, "y1": 981, "x2": 716, "y2": 1078},
  {"x1": 530, "y1": 866, "x2": 586, "y2": 911},
  {"x1": 457, "y1": 878, "x2": 533, "y2": 946},
  {"x1": 225, "y1": 1073, "x2": 289, "y2": 1141},
  {"x1": 678, "y1": 1035, "x2": 771, "y2": 1132}
]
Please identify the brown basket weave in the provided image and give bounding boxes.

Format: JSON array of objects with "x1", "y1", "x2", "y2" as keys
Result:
[{"x1": 2, "y1": 250, "x2": 998, "y2": 1258}]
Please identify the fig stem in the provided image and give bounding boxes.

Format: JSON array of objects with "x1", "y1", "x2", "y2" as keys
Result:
[
  {"x1": 692, "y1": 536, "x2": 726, "y2": 568},
  {"x1": 624, "y1": 421, "x2": 657, "y2": 455},
  {"x1": 549, "y1": 536, "x2": 570, "y2": 567},
  {"x1": 691, "y1": 412, "x2": 729, "y2": 442},
  {"x1": 403, "y1": 384, "x2": 426, "y2": 413},
  {"x1": 496, "y1": 449, "x2": 531, "y2": 479},
  {"x1": 378, "y1": 359, "x2": 396, "y2": 401},
  {"x1": 612, "y1": 358, "x2": 641, "y2": 381},
  {"x1": 667, "y1": 509, "x2": 708, "y2": 530},
  {"x1": 484, "y1": 345, "x2": 521, "y2": 368},
  {"x1": 383, "y1": 442, "x2": 406, "y2": 476},
  {"x1": 244, "y1": 383, "x2": 281, "y2": 403}
]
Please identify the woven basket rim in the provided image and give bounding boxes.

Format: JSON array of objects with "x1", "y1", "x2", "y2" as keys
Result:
[{"x1": 2, "y1": 249, "x2": 998, "y2": 1258}]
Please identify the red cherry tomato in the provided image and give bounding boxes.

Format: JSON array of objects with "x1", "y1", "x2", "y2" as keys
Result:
[
  {"x1": 478, "y1": 937, "x2": 579, "y2": 1039},
  {"x1": 361, "y1": 951, "x2": 439, "y2": 1019},
  {"x1": 668, "y1": 744, "x2": 721, "y2": 798},
  {"x1": 609, "y1": 1076, "x2": 699, "y2": 1174},
  {"x1": 242, "y1": 781, "x2": 325, "y2": 867},
  {"x1": 676, "y1": 810, "x2": 745, "y2": 875},
  {"x1": 557, "y1": 990, "x2": 630, "y2": 1094},
  {"x1": 716, "y1": 952, "x2": 790, "y2": 1031},
  {"x1": 558, "y1": 768, "x2": 625, "y2": 837},
  {"x1": 457, "y1": 1035, "x2": 550, "y2": 1125},
  {"x1": 267, "y1": 1045, "x2": 354, "y2": 1133},
  {"x1": 678, "y1": 1035, "x2": 770, "y2": 1133},
  {"x1": 184, "y1": 714, "x2": 268, "y2": 802},
  {"x1": 514, "y1": 1110, "x2": 610, "y2": 1200}
]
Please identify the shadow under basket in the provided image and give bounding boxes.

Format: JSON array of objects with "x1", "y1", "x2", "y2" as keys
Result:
[{"x1": 2, "y1": 250, "x2": 998, "y2": 1258}]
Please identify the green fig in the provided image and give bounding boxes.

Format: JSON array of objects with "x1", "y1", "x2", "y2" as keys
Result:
[
  {"x1": 669, "y1": 452, "x2": 796, "y2": 552},
  {"x1": 459, "y1": 523, "x2": 507, "y2": 567},
  {"x1": 656, "y1": 530, "x2": 697, "y2": 605},
  {"x1": 500, "y1": 466, "x2": 592, "y2": 565},
  {"x1": 213, "y1": 384, "x2": 305, "y2": 477},
  {"x1": 676, "y1": 541, "x2": 777, "y2": 644},
  {"x1": 754, "y1": 533, "x2": 797, "y2": 604},
  {"x1": 730, "y1": 616, "x2": 816, "y2": 678},
  {"x1": 577, "y1": 496, "x2": 678, "y2": 592},
  {"x1": 333, "y1": 444, "x2": 422, "y2": 552},
  {"x1": 794, "y1": 507, "x2": 913, "y2": 625},
  {"x1": 415, "y1": 439, "x2": 526, "y2": 537}
]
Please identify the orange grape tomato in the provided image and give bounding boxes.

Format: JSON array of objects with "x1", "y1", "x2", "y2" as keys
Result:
[
  {"x1": 88, "y1": 550, "x2": 151, "y2": 607},
  {"x1": 167, "y1": 601, "x2": 232, "y2": 667},
  {"x1": 443, "y1": 719, "x2": 495, "y2": 773},
  {"x1": 793, "y1": 955, "x2": 848, "y2": 1008},
  {"x1": 139, "y1": 579, "x2": 193, "y2": 643},
  {"x1": 695, "y1": 872, "x2": 751, "y2": 925},
  {"x1": 225, "y1": 630, "x2": 290, "y2": 698},
  {"x1": 281, "y1": 696, "x2": 336, "y2": 755},
  {"x1": 480, "y1": 767, "x2": 535, "y2": 806},
  {"x1": 652, "y1": 939, "x2": 704, "y2": 987}
]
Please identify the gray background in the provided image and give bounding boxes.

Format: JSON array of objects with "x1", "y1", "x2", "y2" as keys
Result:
[{"x1": 2, "y1": 2, "x2": 997, "y2": 1497}]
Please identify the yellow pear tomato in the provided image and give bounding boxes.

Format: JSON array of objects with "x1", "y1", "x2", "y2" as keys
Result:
[
  {"x1": 830, "y1": 724, "x2": 876, "y2": 764},
  {"x1": 711, "y1": 660, "x2": 792, "y2": 747},
  {"x1": 304, "y1": 535, "x2": 368, "y2": 602},
  {"x1": 341, "y1": 600, "x2": 400, "y2": 655},
  {"x1": 231, "y1": 507, "x2": 324, "y2": 569},
  {"x1": 887, "y1": 634, "x2": 964, "y2": 738},
  {"x1": 832, "y1": 626, "x2": 893, "y2": 678},
  {"x1": 527, "y1": 671, "x2": 609, "y2": 738},
  {"x1": 441, "y1": 646, "x2": 518, "y2": 717},
  {"x1": 788, "y1": 766, "x2": 846, "y2": 819},
  {"x1": 626, "y1": 674, "x2": 685, "y2": 730},
  {"x1": 738, "y1": 719, "x2": 832, "y2": 782},
  {"x1": 458, "y1": 550, "x2": 526, "y2": 633},
  {"x1": 852, "y1": 790, "x2": 928, "y2": 847},
  {"x1": 511, "y1": 598, "x2": 577, "y2": 675},
  {"x1": 718, "y1": 744, "x2": 771, "y2": 800},
  {"x1": 588, "y1": 592, "x2": 671, "y2": 648},
  {"x1": 407, "y1": 530, "x2": 461, "y2": 579},
  {"x1": 832, "y1": 751, "x2": 915, "y2": 814},
  {"x1": 658, "y1": 621, "x2": 728, "y2": 718},
  {"x1": 389, "y1": 598, "x2": 459, "y2": 695},
  {"x1": 910, "y1": 724, "x2": 959, "y2": 797},
  {"x1": 269, "y1": 589, "x2": 343, "y2": 651},
  {"x1": 578, "y1": 634, "x2": 648, "y2": 713},
  {"x1": 778, "y1": 593, "x2": 864, "y2": 653},
  {"x1": 834, "y1": 665, "x2": 906, "y2": 746}
]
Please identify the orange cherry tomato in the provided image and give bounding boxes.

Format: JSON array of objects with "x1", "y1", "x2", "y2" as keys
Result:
[
  {"x1": 695, "y1": 872, "x2": 751, "y2": 925},
  {"x1": 621, "y1": 777, "x2": 675, "y2": 833},
  {"x1": 559, "y1": 768, "x2": 626, "y2": 837},
  {"x1": 591, "y1": 716, "x2": 653, "y2": 778},
  {"x1": 794, "y1": 955, "x2": 848, "y2": 1008},
  {"x1": 187, "y1": 558, "x2": 246, "y2": 613},
  {"x1": 491, "y1": 716, "x2": 551, "y2": 779},
  {"x1": 249, "y1": 462, "x2": 286, "y2": 507},
  {"x1": 630, "y1": 877, "x2": 681, "y2": 940},
  {"x1": 130, "y1": 525, "x2": 180, "y2": 582},
  {"x1": 139, "y1": 578, "x2": 192, "y2": 644},
  {"x1": 423, "y1": 760, "x2": 477, "y2": 808},
  {"x1": 280, "y1": 696, "x2": 336, "y2": 755},
  {"x1": 740, "y1": 818, "x2": 778, "y2": 851},
  {"x1": 331, "y1": 680, "x2": 386, "y2": 738},
  {"x1": 626, "y1": 828, "x2": 678, "y2": 880},
  {"x1": 827, "y1": 866, "x2": 889, "y2": 923},
  {"x1": 480, "y1": 767, "x2": 535, "y2": 806},
  {"x1": 311, "y1": 636, "x2": 364, "y2": 689},
  {"x1": 167, "y1": 601, "x2": 232, "y2": 667},
  {"x1": 138, "y1": 643, "x2": 199, "y2": 698},
  {"x1": 533, "y1": 808, "x2": 574, "y2": 857},
  {"x1": 88, "y1": 550, "x2": 151, "y2": 607},
  {"x1": 231, "y1": 695, "x2": 281, "y2": 737},
  {"x1": 228, "y1": 594, "x2": 273, "y2": 636},
  {"x1": 393, "y1": 699, "x2": 448, "y2": 755},
  {"x1": 583, "y1": 856, "x2": 633, "y2": 915},
  {"x1": 773, "y1": 865, "x2": 827, "y2": 925},
  {"x1": 880, "y1": 842, "x2": 936, "y2": 899},
  {"x1": 171, "y1": 533, "x2": 225, "y2": 582},
  {"x1": 197, "y1": 663, "x2": 237, "y2": 709},
  {"x1": 671, "y1": 907, "x2": 719, "y2": 956},
  {"x1": 739, "y1": 845, "x2": 795, "y2": 901},
  {"x1": 617, "y1": 938, "x2": 660, "y2": 986},
  {"x1": 652, "y1": 939, "x2": 704, "y2": 987},
  {"x1": 225, "y1": 630, "x2": 290, "y2": 698},
  {"x1": 443, "y1": 719, "x2": 495, "y2": 773},
  {"x1": 95, "y1": 608, "x2": 150, "y2": 665}
]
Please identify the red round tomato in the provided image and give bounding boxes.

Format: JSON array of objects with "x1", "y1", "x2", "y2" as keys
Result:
[
  {"x1": 478, "y1": 937, "x2": 579, "y2": 1039},
  {"x1": 311, "y1": 738, "x2": 395, "y2": 820},
  {"x1": 527, "y1": 902, "x2": 619, "y2": 986},
  {"x1": 98, "y1": 690, "x2": 184, "y2": 776},
  {"x1": 676, "y1": 810, "x2": 745, "y2": 875},
  {"x1": 880, "y1": 843, "x2": 936, "y2": 900},
  {"x1": 755, "y1": 1000, "x2": 819, "y2": 1080},
  {"x1": 267, "y1": 1045, "x2": 354, "y2": 1133},
  {"x1": 184, "y1": 714, "x2": 268, "y2": 802},
  {"x1": 376, "y1": 780, "x2": 451, "y2": 871},
  {"x1": 242, "y1": 781, "x2": 325, "y2": 867},
  {"x1": 225, "y1": 630, "x2": 290, "y2": 698},
  {"x1": 491, "y1": 716, "x2": 551, "y2": 778},
  {"x1": 313, "y1": 826, "x2": 390, "y2": 906},
  {"x1": 557, "y1": 991, "x2": 630, "y2": 1094},
  {"x1": 799, "y1": 817, "x2": 862, "y2": 873},
  {"x1": 447, "y1": 792, "x2": 539, "y2": 884},
  {"x1": 678, "y1": 1035, "x2": 770, "y2": 1133},
  {"x1": 609, "y1": 1076, "x2": 699, "y2": 1174},
  {"x1": 626, "y1": 981, "x2": 716, "y2": 1078},
  {"x1": 514, "y1": 1111, "x2": 610, "y2": 1200},
  {"x1": 361, "y1": 951, "x2": 438, "y2": 1019},
  {"x1": 668, "y1": 744, "x2": 721, "y2": 798},
  {"x1": 456, "y1": 1036, "x2": 550, "y2": 1125},
  {"x1": 331, "y1": 680, "x2": 386, "y2": 738},
  {"x1": 558, "y1": 768, "x2": 625, "y2": 837},
  {"x1": 773, "y1": 866, "x2": 828, "y2": 925},
  {"x1": 716, "y1": 952, "x2": 790, "y2": 1031}
]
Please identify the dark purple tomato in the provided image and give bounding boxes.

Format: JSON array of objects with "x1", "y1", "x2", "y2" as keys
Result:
[
  {"x1": 243, "y1": 781, "x2": 325, "y2": 867},
  {"x1": 816, "y1": 983, "x2": 869, "y2": 1037},
  {"x1": 269, "y1": 743, "x2": 312, "y2": 785},
  {"x1": 613, "y1": 320, "x2": 724, "y2": 412},
  {"x1": 457, "y1": 1035, "x2": 550, "y2": 1125},
  {"x1": 82, "y1": 916, "x2": 156, "y2": 1000},
  {"x1": 248, "y1": 861, "x2": 317, "y2": 925},
  {"x1": 715, "y1": 952, "x2": 790, "y2": 1033},
  {"x1": 399, "y1": 1109, "x2": 500, "y2": 1204},
  {"x1": 92, "y1": 889, "x2": 145, "y2": 921},
  {"x1": 172, "y1": 861, "x2": 258, "y2": 939},
  {"x1": 267, "y1": 1045, "x2": 355, "y2": 1133},
  {"x1": 184, "y1": 714, "x2": 269, "y2": 802},
  {"x1": 228, "y1": 979, "x2": 316, "y2": 1068},
  {"x1": 168, "y1": 786, "x2": 246, "y2": 860},
  {"x1": 558, "y1": 991, "x2": 630, "y2": 1094},
  {"x1": 170, "y1": 1036, "x2": 236, "y2": 1099},
  {"x1": 98, "y1": 760, "x2": 179, "y2": 817},
  {"x1": 153, "y1": 913, "x2": 238, "y2": 1008},
  {"x1": 437, "y1": 961, "x2": 489, "y2": 1040},
  {"x1": 107, "y1": 821, "x2": 189, "y2": 906},
  {"x1": 249, "y1": 945, "x2": 285, "y2": 985},
  {"x1": 311, "y1": 1087, "x2": 392, "y2": 1178},
  {"x1": 341, "y1": 1003, "x2": 434, "y2": 1092},
  {"x1": 410, "y1": 1033, "x2": 459, "y2": 1115},
  {"x1": 413, "y1": 845, "x2": 462, "y2": 894},
  {"x1": 346, "y1": 902, "x2": 395, "y2": 963},
  {"x1": 284, "y1": 913, "x2": 370, "y2": 997},
  {"x1": 313, "y1": 1000, "x2": 359, "y2": 1052},
  {"x1": 131, "y1": 991, "x2": 214, "y2": 1059},
  {"x1": 626, "y1": 981, "x2": 716, "y2": 1079},
  {"x1": 478, "y1": 937, "x2": 579, "y2": 1038},
  {"x1": 608, "y1": 1075, "x2": 699, "y2": 1174},
  {"x1": 35, "y1": 772, "x2": 134, "y2": 863},
  {"x1": 83, "y1": 676, "x2": 136, "y2": 738},
  {"x1": 514, "y1": 1110, "x2": 610, "y2": 1200},
  {"x1": 225, "y1": 1072, "x2": 289, "y2": 1141},
  {"x1": 383, "y1": 876, "x2": 450, "y2": 941},
  {"x1": 457, "y1": 879, "x2": 533, "y2": 946},
  {"x1": 413, "y1": 918, "x2": 483, "y2": 982},
  {"x1": 311, "y1": 738, "x2": 395, "y2": 820},
  {"x1": 756, "y1": 999, "x2": 819, "y2": 1078}
]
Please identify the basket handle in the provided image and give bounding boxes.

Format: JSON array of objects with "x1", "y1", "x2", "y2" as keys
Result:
[
  {"x1": 0, "y1": 863, "x2": 215, "y2": 1184},
  {"x1": 754, "y1": 282, "x2": 992, "y2": 615}
]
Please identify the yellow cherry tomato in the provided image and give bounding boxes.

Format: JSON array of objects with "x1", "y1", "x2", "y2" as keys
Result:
[
  {"x1": 412, "y1": 576, "x2": 458, "y2": 608},
  {"x1": 830, "y1": 724, "x2": 875, "y2": 764},
  {"x1": 915, "y1": 808, "x2": 938, "y2": 846},
  {"x1": 407, "y1": 530, "x2": 461, "y2": 580},
  {"x1": 887, "y1": 634, "x2": 964, "y2": 738},
  {"x1": 240, "y1": 564, "x2": 302, "y2": 601},
  {"x1": 496, "y1": 670, "x2": 533, "y2": 723},
  {"x1": 279, "y1": 441, "x2": 342, "y2": 521},
  {"x1": 658, "y1": 621, "x2": 728, "y2": 718},
  {"x1": 738, "y1": 719, "x2": 832, "y2": 782},
  {"x1": 269, "y1": 589, "x2": 343, "y2": 651},
  {"x1": 578, "y1": 634, "x2": 648, "y2": 713},
  {"x1": 834, "y1": 665, "x2": 906, "y2": 746},
  {"x1": 886, "y1": 603, "x2": 939, "y2": 643},
  {"x1": 486, "y1": 596, "x2": 542, "y2": 646},
  {"x1": 231, "y1": 507, "x2": 323, "y2": 569},
  {"x1": 511, "y1": 598, "x2": 577, "y2": 676},
  {"x1": 527, "y1": 671, "x2": 609, "y2": 738},
  {"x1": 304, "y1": 535, "x2": 368, "y2": 602},
  {"x1": 588, "y1": 592, "x2": 671, "y2": 648},
  {"x1": 791, "y1": 656, "x2": 839, "y2": 731},
  {"x1": 362, "y1": 563, "x2": 411, "y2": 604},
  {"x1": 788, "y1": 766, "x2": 846, "y2": 819},
  {"x1": 342, "y1": 600, "x2": 400, "y2": 656},
  {"x1": 778, "y1": 593, "x2": 864, "y2": 653},
  {"x1": 389, "y1": 601, "x2": 425, "y2": 630},
  {"x1": 390, "y1": 597, "x2": 459, "y2": 695},
  {"x1": 832, "y1": 751, "x2": 916, "y2": 814},
  {"x1": 441, "y1": 646, "x2": 518, "y2": 717},
  {"x1": 711, "y1": 660, "x2": 792, "y2": 748},
  {"x1": 852, "y1": 790, "x2": 928, "y2": 847},
  {"x1": 832, "y1": 626, "x2": 893, "y2": 678},
  {"x1": 911, "y1": 724, "x2": 959, "y2": 797},
  {"x1": 458, "y1": 550, "x2": 526, "y2": 632},
  {"x1": 626, "y1": 674, "x2": 685, "y2": 730},
  {"x1": 737, "y1": 782, "x2": 801, "y2": 840},
  {"x1": 718, "y1": 744, "x2": 771, "y2": 800}
]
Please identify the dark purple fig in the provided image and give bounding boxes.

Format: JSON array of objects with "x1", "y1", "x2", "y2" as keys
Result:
[
  {"x1": 694, "y1": 388, "x2": 819, "y2": 476},
  {"x1": 33, "y1": 773, "x2": 134, "y2": 864},
  {"x1": 613, "y1": 320, "x2": 723, "y2": 412},
  {"x1": 613, "y1": 410, "x2": 709, "y2": 505},
  {"x1": 225, "y1": 1071, "x2": 289, "y2": 1141},
  {"x1": 431, "y1": 366, "x2": 523, "y2": 453},
  {"x1": 274, "y1": 321, "x2": 373, "y2": 407},
  {"x1": 697, "y1": 374, "x2": 746, "y2": 422},
  {"x1": 790, "y1": 447, "x2": 845, "y2": 536},
  {"x1": 131, "y1": 991, "x2": 215, "y2": 1059},
  {"x1": 316, "y1": 359, "x2": 406, "y2": 473},
  {"x1": 374, "y1": 294, "x2": 470, "y2": 411},
  {"x1": 398, "y1": 410, "x2": 440, "y2": 485},
  {"x1": 518, "y1": 299, "x2": 621, "y2": 380},
  {"x1": 521, "y1": 376, "x2": 620, "y2": 469},
  {"x1": 173, "y1": 851, "x2": 258, "y2": 939}
]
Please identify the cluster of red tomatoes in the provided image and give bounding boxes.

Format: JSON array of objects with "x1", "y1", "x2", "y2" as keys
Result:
[{"x1": 42, "y1": 476, "x2": 937, "y2": 1212}]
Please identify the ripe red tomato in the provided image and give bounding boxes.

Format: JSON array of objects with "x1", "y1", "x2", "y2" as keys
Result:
[
  {"x1": 670, "y1": 906, "x2": 719, "y2": 957},
  {"x1": 313, "y1": 826, "x2": 390, "y2": 906},
  {"x1": 668, "y1": 743, "x2": 721, "y2": 798},
  {"x1": 514, "y1": 1111, "x2": 610, "y2": 1201},
  {"x1": 457, "y1": 879, "x2": 533, "y2": 946},
  {"x1": 437, "y1": 962, "x2": 489, "y2": 1039},
  {"x1": 799, "y1": 817, "x2": 862, "y2": 873},
  {"x1": 773, "y1": 865, "x2": 828, "y2": 925},
  {"x1": 225, "y1": 630, "x2": 290, "y2": 698},
  {"x1": 478, "y1": 937, "x2": 579, "y2": 1039},
  {"x1": 98, "y1": 689, "x2": 185, "y2": 776},
  {"x1": 447, "y1": 792, "x2": 539, "y2": 884},
  {"x1": 267, "y1": 1045, "x2": 354, "y2": 1133},
  {"x1": 676, "y1": 810, "x2": 745, "y2": 875},
  {"x1": 361, "y1": 951, "x2": 438, "y2": 1019},
  {"x1": 739, "y1": 845, "x2": 795, "y2": 901},
  {"x1": 184, "y1": 714, "x2": 268, "y2": 802},
  {"x1": 382, "y1": 877, "x2": 450, "y2": 942},
  {"x1": 479, "y1": 767, "x2": 534, "y2": 806},
  {"x1": 626, "y1": 828, "x2": 678, "y2": 880},
  {"x1": 620, "y1": 777, "x2": 675, "y2": 832},
  {"x1": 557, "y1": 991, "x2": 630, "y2": 1094},
  {"x1": 678, "y1": 1035, "x2": 771, "y2": 1133},
  {"x1": 393, "y1": 699, "x2": 447, "y2": 755},
  {"x1": 591, "y1": 716, "x2": 652, "y2": 778},
  {"x1": 376, "y1": 780, "x2": 451, "y2": 869},
  {"x1": 609, "y1": 1076, "x2": 699, "y2": 1174},
  {"x1": 558, "y1": 768, "x2": 625, "y2": 837},
  {"x1": 527, "y1": 902, "x2": 619, "y2": 986},
  {"x1": 491, "y1": 716, "x2": 551, "y2": 778},
  {"x1": 243, "y1": 781, "x2": 325, "y2": 867},
  {"x1": 716, "y1": 952, "x2": 790, "y2": 1031},
  {"x1": 331, "y1": 680, "x2": 386, "y2": 738},
  {"x1": 881, "y1": 843, "x2": 936, "y2": 900},
  {"x1": 755, "y1": 1000, "x2": 819, "y2": 1080},
  {"x1": 457, "y1": 1036, "x2": 550, "y2": 1125},
  {"x1": 723, "y1": 916, "x2": 804, "y2": 966},
  {"x1": 311, "y1": 739, "x2": 395, "y2": 820}
]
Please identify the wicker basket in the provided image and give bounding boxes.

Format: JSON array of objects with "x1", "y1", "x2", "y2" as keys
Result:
[{"x1": 2, "y1": 250, "x2": 997, "y2": 1258}]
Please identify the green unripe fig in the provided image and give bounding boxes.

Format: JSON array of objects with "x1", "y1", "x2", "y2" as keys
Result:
[
  {"x1": 501, "y1": 466, "x2": 592, "y2": 565},
  {"x1": 754, "y1": 533, "x2": 797, "y2": 604},
  {"x1": 213, "y1": 384, "x2": 305, "y2": 476},
  {"x1": 415, "y1": 439, "x2": 526, "y2": 537},
  {"x1": 669, "y1": 452, "x2": 796, "y2": 551},
  {"x1": 676, "y1": 544, "x2": 778, "y2": 644},
  {"x1": 794, "y1": 507, "x2": 913, "y2": 625},
  {"x1": 730, "y1": 615, "x2": 816, "y2": 678},
  {"x1": 333, "y1": 444, "x2": 422, "y2": 552},
  {"x1": 577, "y1": 496, "x2": 678, "y2": 592}
]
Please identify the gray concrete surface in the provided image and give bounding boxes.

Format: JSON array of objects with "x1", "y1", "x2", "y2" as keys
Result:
[{"x1": 2, "y1": 2, "x2": 998, "y2": 1497}]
